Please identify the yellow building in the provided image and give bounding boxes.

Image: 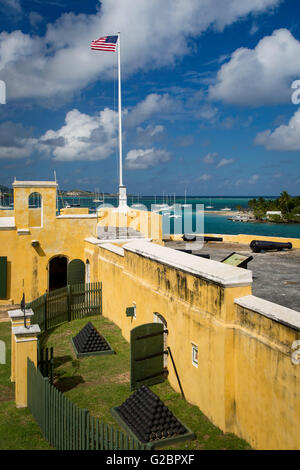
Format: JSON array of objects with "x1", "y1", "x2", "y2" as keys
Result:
[{"x1": 1, "y1": 180, "x2": 300, "y2": 450}]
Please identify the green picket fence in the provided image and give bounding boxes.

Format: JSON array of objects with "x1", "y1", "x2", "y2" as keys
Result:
[
  {"x1": 28, "y1": 282, "x2": 102, "y2": 333},
  {"x1": 27, "y1": 359, "x2": 150, "y2": 450}
]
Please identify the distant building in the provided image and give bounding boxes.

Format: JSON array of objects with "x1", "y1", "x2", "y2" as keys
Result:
[{"x1": 266, "y1": 211, "x2": 282, "y2": 218}]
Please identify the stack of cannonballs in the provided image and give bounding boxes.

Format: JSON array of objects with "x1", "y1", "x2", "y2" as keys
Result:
[
  {"x1": 115, "y1": 385, "x2": 187, "y2": 443},
  {"x1": 72, "y1": 322, "x2": 111, "y2": 354}
]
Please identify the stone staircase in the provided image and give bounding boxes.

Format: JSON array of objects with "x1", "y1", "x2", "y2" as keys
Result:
[{"x1": 97, "y1": 226, "x2": 146, "y2": 240}]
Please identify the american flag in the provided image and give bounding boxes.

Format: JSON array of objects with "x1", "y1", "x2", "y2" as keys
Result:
[{"x1": 90, "y1": 35, "x2": 118, "y2": 52}]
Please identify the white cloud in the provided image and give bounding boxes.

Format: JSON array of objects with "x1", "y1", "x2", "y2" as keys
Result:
[
  {"x1": 209, "y1": 28, "x2": 300, "y2": 106},
  {"x1": 0, "y1": 0, "x2": 281, "y2": 102},
  {"x1": 203, "y1": 152, "x2": 218, "y2": 164},
  {"x1": 216, "y1": 158, "x2": 234, "y2": 168},
  {"x1": 255, "y1": 108, "x2": 300, "y2": 150},
  {"x1": 126, "y1": 94, "x2": 180, "y2": 128},
  {"x1": 135, "y1": 124, "x2": 165, "y2": 146},
  {"x1": 197, "y1": 173, "x2": 211, "y2": 181},
  {"x1": 39, "y1": 108, "x2": 118, "y2": 161},
  {"x1": 29, "y1": 12, "x2": 44, "y2": 28},
  {"x1": 125, "y1": 147, "x2": 171, "y2": 169},
  {"x1": 248, "y1": 174, "x2": 260, "y2": 184},
  {"x1": 1, "y1": 0, "x2": 22, "y2": 13},
  {"x1": 249, "y1": 22, "x2": 259, "y2": 35},
  {"x1": 202, "y1": 152, "x2": 233, "y2": 167}
]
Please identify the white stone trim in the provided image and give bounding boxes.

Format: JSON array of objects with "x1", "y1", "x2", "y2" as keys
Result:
[
  {"x1": 12, "y1": 324, "x2": 41, "y2": 336},
  {"x1": 9, "y1": 309, "x2": 34, "y2": 319},
  {"x1": 123, "y1": 240, "x2": 252, "y2": 287},
  {"x1": 13, "y1": 181, "x2": 57, "y2": 188},
  {"x1": 98, "y1": 243, "x2": 124, "y2": 257},
  {"x1": 17, "y1": 228, "x2": 30, "y2": 235},
  {"x1": 235, "y1": 295, "x2": 300, "y2": 331},
  {"x1": 57, "y1": 214, "x2": 97, "y2": 219},
  {"x1": 85, "y1": 237, "x2": 152, "y2": 246},
  {"x1": 0, "y1": 217, "x2": 15, "y2": 229}
]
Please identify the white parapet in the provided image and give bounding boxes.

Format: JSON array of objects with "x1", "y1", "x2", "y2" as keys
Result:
[
  {"x1": 235, "y1": 295, "x2": 300, "y2": 331},
  {"x1": 123, "y1": 240, "x2": 252, "y2": 288}
]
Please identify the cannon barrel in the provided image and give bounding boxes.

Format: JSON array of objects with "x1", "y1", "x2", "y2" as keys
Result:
[
  {"x1": 250, "y1": 240, "x2": 292, "y2": 253},
  {"x1": 176, "y1": 248, "x2": 210, "y2": 259},
  {"x1": 182, "y1": 234, "x2": 223, "y2": 242}
]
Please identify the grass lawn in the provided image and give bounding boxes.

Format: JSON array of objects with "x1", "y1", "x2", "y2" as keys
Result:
[
  {"x1": 0, "y1": 314, "x2": 251, "y2": 450},
  {"x1": 38, "y1": 314, "x2": 251, "y2": 451}
]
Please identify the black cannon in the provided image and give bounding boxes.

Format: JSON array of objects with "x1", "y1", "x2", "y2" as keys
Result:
[
  {"x1": 176, "y1": 248, "x2": 210, "y2": 259},
  {"x1": 250, "y1": 240, "x2": 292, "y2": 253},
  {"x1": 182, "y1": 234, "x2": 223, "y2": 243}
]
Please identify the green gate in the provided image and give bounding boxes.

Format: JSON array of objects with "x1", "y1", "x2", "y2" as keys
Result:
[
  {"x1": 0, "y1": 256, "x2": 7, "y2": 299},
  {"x1": 130, "y1": 323, "x2": 168, "y2": 391},
  {"x1": 67, "y1": 259, "x2": 85, "y2": 285}
]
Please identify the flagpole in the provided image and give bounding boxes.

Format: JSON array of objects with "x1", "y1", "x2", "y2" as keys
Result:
[{"x1": 117, "y1": 31, "x2": 128, "y2": 211}]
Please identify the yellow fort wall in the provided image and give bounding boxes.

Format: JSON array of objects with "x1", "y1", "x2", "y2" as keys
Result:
[
  {"x1": 0, "y1": 181, "x2": 162, "y2": 303},
  {"x1": 84, "y1": 239, "x2": 300, "y2": 450},
  {"x1": 1, "y1": 181, "x2": 300, "y2": 449}
]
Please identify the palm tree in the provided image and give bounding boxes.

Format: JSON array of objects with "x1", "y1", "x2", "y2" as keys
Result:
[{"x1": 278, "y1": 191, "x2": 291, "y2": 214}]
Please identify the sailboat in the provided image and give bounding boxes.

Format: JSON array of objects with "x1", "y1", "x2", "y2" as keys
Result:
[
  {"x1": 93, "y1": 189, "x2": 103, "y2": 203},
  {"x1": 0, "y1": 191, "x2": 7, "y2": 209},
  {"x1": 169, "y1": 193, "x2": 182, "y2": 218},
  {"x1": 131, "y1": 193, "x2": 144, "y2": 209},
  {"x1": 182, "y1": 189, "x2": 189, "y2": 207},
  {"x1": 153, "y1": 191, "x2": 170, "y2": 212},
  {"x1": 206, "y1": 198, "x2": 214, "y2": 209}
]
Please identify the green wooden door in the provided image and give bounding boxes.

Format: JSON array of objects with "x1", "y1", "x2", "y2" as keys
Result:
[
  {"x1": 67, "y1": 259, "x2": 85, "y2": 285},
  {"x1": 0, "y1": 257, "x2": 7, "y2": 299},
  {"x1": 130, "y1": 323, "x2": 167, "y2": 391}
]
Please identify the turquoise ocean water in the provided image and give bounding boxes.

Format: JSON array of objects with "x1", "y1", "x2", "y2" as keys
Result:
[
  {"x1": 4, "y1": 194, "x2": 298, "y2": 239},
  {"x1": 64, "y1": 196, "x2": 300, "y2": 238},
  {"x1": 62, "y1": 195, "x2": 300, "y2": 239}
]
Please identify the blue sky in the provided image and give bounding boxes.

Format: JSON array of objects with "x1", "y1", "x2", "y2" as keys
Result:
[{"x1": 0, "y1": 0, "x2": 300, "y2": 196}]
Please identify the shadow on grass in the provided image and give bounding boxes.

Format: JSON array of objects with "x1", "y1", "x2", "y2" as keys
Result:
[
  {"x1": 53, "y1": 355, "x2": 73, "y2": 368},
  {"x1": 54, "y1": 375, "x2": 85, "y2": 393}
]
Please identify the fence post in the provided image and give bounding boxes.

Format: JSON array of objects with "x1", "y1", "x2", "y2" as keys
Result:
[
  {"x1": 43, "y1": 376, "x2": 49, "y2": 440},
  {"x1": 8, "y1": 308, "x2": 34, "y2": 382},
  {"x1": 13, "y1": 324, "x2": 40, "y2": 407},
  {"x1": 44, "y1": 293, "x2": 48, "y2": 331},
  {"x1": 81, "y1": 408, "x2": 89, "y2": 450},
  {"x1": 67, "y1": 285, "x2": 71, "y2": 322}
]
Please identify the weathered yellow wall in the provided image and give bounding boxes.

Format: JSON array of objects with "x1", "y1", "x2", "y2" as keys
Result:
[
  {"x1": 14, "y1": 329, "x2": 39, "y2": 407},
  {"x1": 85, "y1": 241, "x2": 300, "y2": 449},
  {"x1": 0, "y1": 182, "x2": 99, "y2": 303},
  {"x1": 0, "y1": 183, "x2": 162, "y2": 303},
  {"x1": 28, "y1": 208, "x2": 41, "y2": 227},
  {"x1": 233, "y1": 304, "x2": 300, "y2": 449},
  {"x1": 0, "y1": 209, "x2": 14, "y2": 217},
  {"x1": 60, "y1": 207, "x2": 89, "y2": 215}
]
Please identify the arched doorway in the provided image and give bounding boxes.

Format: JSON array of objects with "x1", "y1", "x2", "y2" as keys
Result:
[
  {"x1": 48, "y1": 256, "x2": 68, "y2": 291},
  {"x1": 153, "y1": 312, "x2": 168, "y2": 368},
  {"x1": 67, "y1": 259, "x2": 85, "y2": 285}
]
